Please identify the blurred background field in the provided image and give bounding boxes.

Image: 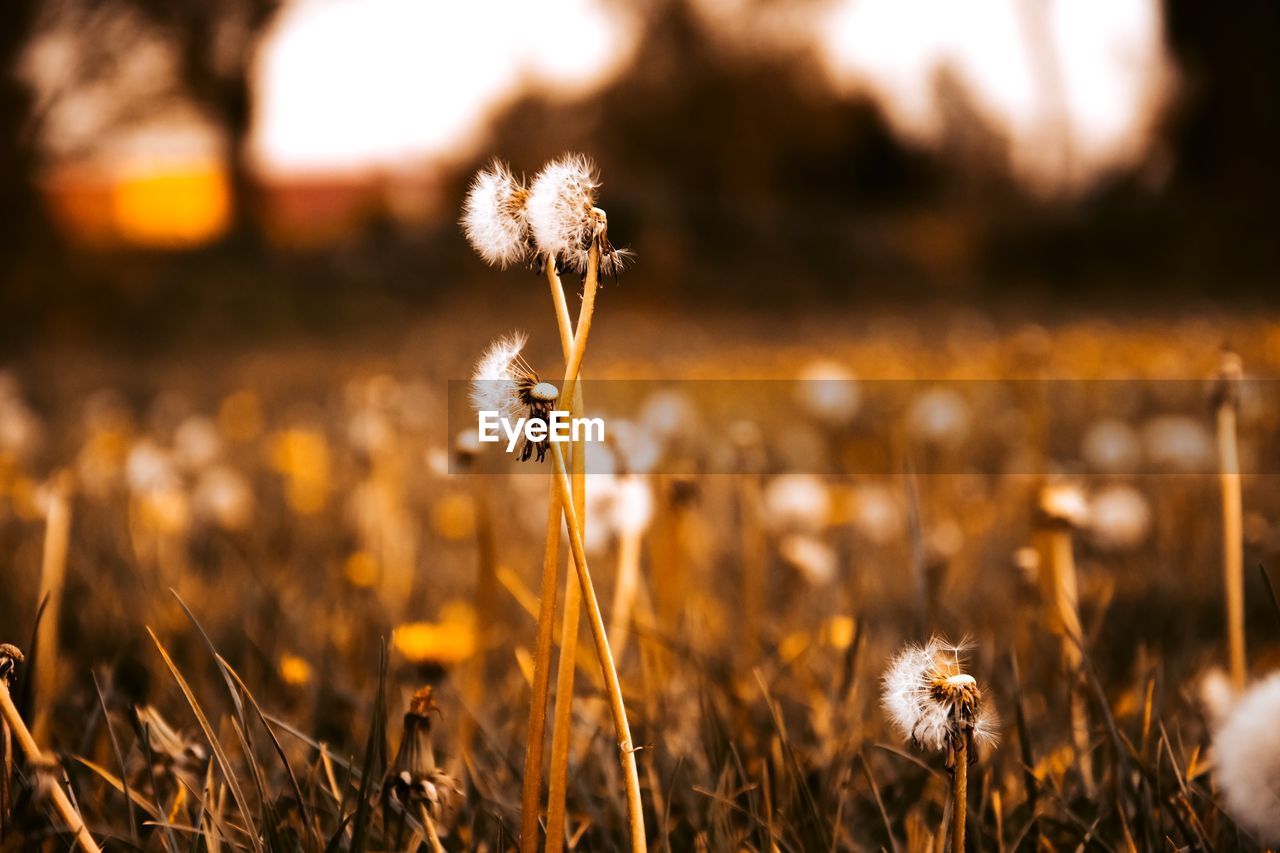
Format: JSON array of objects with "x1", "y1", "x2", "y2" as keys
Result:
[{"x1": 2, "y1": 0, "x2": 1280, "y2": 849}]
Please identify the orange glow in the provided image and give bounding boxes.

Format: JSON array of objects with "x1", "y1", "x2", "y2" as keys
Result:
[{"x1": 113, "y1": 163, "x2": 231, "y2": 247}]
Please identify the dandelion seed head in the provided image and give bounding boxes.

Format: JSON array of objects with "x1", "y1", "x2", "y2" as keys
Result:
[
  {"x1": 527, "y1": 153, "x2": 598, "y2": 262},
  {"x1": 1215, "y1": 672, "x2": 1280, "y2": 844},
  {"x1": 468, "y1": 333, "x2": 556, "y2": 462},
  {"x1": 882, "y1": 637, "x2": 992, "y2": 754},
  {"x1": 469, "y1": 332, "x2": 533, "y2": 423},
  {"x1": 461, "y1": 160, "x2": 530, "y2": 269}
]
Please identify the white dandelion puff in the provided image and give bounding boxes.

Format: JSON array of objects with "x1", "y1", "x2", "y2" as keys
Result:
[
  {"x1": 468, "y1": 333, "x2": 558, "y2": 462},
  {"x1": 882, "y1": 637, "x2": 998, "y2": 757},
  {"x1": 528, "y1": 154, "x2": 597, "y2": 259},
  {"x1": 527, "y1": 153, "x2": 631, "y2": 276},
  {"x1": 461, "y1": 161, "x2": 530, "y2": 269},
  {"x1": 1214, "y1": 671, "x2": 1280, "y2": 844}
]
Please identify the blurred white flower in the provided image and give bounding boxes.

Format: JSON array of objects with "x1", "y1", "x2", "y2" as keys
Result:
[
  {"x1": 779, "y1": 534, "x2": 836, "y2": 584},
  {"x1": 614, "y1": 475, "x2": 654, "y2": 537},
  {"x1": 1215, "y1": 672, "x2": 1280, "y2": 844},
  {"x1": 0, "y1": 394, "x2": 42, "y2": 461},
  {"x1": 763, "y1": 474, "x2": 830, "y2": 534},
  {"x1": 1081, "y1": 419, "x2": 1141, "y2": 474},
  {"x1": 906, "y1": 387, "x2": 970, "y2": 447},
  {"x1": 1039, "y1": 482, "x2": 1090, "y2": 528},
  {"x1": 639, "y1": 389, "x2": 698, "y2": 443},
  {"x1": 796, "y1": 360, "x2": 860, "y2": 426},
  {"x1": 126, "y1": 440, "x2": 179, "y2": 494},
  {"x1": 1198, "y1": 667, "x2": 1235, "y2": 729},
  {"x1": 174, "y1": 415, "x2": 222, "y2": 471},
  {"x1": 1142, "y1": 415, "x2": 1214, "y2": 473},
  {"x1": 850, "y1": 482, "x2": 904, "y2": 546},
  {"x1": 193, "y1": 465, "x2": 254, "y2": 530},
  {"x1": 1087, "y1": 484, "x2": 1151, "y2": 550},
  {"x1": 461, "y1": 160, "x2": 530, "y2": 269}
]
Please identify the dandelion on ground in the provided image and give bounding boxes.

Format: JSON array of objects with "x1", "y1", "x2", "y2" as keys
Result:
[
  {"x1": 882, "y1": 637, "x2": 998, "y2": 757},
  {"x1": 1214, "y1": 671, "x2": 1280, "y2": 844}
]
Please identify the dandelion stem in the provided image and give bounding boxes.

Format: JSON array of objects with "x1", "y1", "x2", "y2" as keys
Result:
[
  {"x1": 545, "y1": 239, "x2": 601, "y2": 852},
  {"x1": 549, "y1": 440, "x2": 647, "y2": 853},
  {"x1": 0, "y1": 662, "x2": 100, "y2": 852},
  {"x1": 1217, "y1": 353, "x2": 1246, "y2": 690},
  {"x1": 951, "y1": 735, "x2": 967, "y2": 853},
  {"x1": 519, "y1": 484, "x2": 562, "y2": 852},
  {"x1": 547, "y1": 261, "x2": 575, "y2": 360}
]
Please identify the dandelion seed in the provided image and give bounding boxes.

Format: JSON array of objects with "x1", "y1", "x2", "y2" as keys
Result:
[
  {"x1": 1214, "y1": 672, "x2": 1280, "y2": 844},
  {"x1": 882, "y1": 637, "x2": 999, "y2": 757},
  {"x1": 461, "y1": 160, "x2": 531, "y2": 269},
  {"x1": 469, "y1": 333, "x2": 558, "y2": 462},
  {"x1": 527, "y1": 153, "x2": 630, "y2": 277}
]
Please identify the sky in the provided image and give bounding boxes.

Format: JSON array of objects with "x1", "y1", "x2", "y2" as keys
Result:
[{"x1": 250, "y1": 0, "x2": 1170, "y2": 190}]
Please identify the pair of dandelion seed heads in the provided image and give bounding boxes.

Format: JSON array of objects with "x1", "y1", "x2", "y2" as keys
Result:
[
  {"x1": 882, "y1": 637, "x2": 998, "y2": 757},
  {"x1": 461, "y1": 154, "x2": 629, "y2": 275}
]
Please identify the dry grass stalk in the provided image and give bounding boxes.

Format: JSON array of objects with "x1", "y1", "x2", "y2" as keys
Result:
[
  {"x1": 0, "y1": 645, "x2": 100, "y2": 852},
  {"x1": 1215, "y1": 351, "x2": 1245, "y2": 689},
  {"x1": 34, "y1": 471, "x2": 72, "y2": 747}
]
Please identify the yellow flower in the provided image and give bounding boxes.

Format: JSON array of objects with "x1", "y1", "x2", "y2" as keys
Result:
[
  {"x1": 279, "y1": 653, "x2": 313, "y2": 687},
  {"x1": 343, "y1": 550, "x2": 380, "y2": 588},
  {"x1": 269, "y1": 428, "x2": 330, "y2": 516},
  {"x1": 393, "y1": 603, "x2": 477, "y2": 667},
  {"x1": 431, "y1": 492, "x2": 476, "y2": 541}
]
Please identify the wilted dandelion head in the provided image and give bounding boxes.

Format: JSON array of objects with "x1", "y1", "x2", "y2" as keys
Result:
[
  {"x1": 1214, "y1": 671, "x2": 1280, "y2": 844},
  {"x1": 527, "y1": 153, "x2": 630, "y2": 277},
  {"x1": 468, "y1": 332, "x2": 558, "y2": 462},
  {"x1": 383, "y1": 686, "x2": 461, "y2": 840},
  {"x1": 461, "y1": 160, "x2": 530, "y2": 269},
  {"x1": 0, "y1": 643, "x2": 23, "y2": 687},
  {"x1": 882, "y1": 637, "x2": 998, "y2": 758}
]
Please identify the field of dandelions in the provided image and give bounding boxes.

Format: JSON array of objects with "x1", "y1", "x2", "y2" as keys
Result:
[{"x1": 3, "y1": 156, "x2": 1280, "y2": 851}]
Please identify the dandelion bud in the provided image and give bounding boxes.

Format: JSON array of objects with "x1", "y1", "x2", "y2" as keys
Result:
[
  {"x1": 461, "y1": 160, "x2": 530, "y2": 269},
  {"x1": 882, "y1": 637, "x2": 998, "y2": 760}
]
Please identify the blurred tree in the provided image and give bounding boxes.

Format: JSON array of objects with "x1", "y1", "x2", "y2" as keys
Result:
[
  {"x1": 0, "y1": 0, "x2": 53, "y2": 268},
  {"x1": 126, "y1": 0, "x2": 282, "y2": 240},
  {"x1": 479, "y1": 0, "x2": 944, "y2": 297}
]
